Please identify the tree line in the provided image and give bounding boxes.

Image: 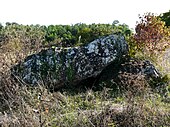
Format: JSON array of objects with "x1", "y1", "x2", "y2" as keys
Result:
[
  {"x1": 0, "y1": 10, "x2": 169, "y2": 56},
  {"x1": 0, "y1": 21, "x2": 131, "y2": 51}
]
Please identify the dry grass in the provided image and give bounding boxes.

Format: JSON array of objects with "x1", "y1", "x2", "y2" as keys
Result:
[{"x1": 0, "y1": 43, "x2": 169, "y2": 127}]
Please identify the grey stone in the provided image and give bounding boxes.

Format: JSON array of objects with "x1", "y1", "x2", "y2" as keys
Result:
[
  {"x1": 115, "y1": 59, "x2": 161, "y2": 79},
  {"x1": 97, "y1": 58, "x2": 161, "y2": 88},
  {"x1": 11, "y1": 35, "x2": 128, "y2": 88},
  {"x1": 142, "y1": 60, "x2": 160, "y2": 79}
]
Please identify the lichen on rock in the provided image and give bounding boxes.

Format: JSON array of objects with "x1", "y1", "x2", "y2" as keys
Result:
[{"x1": 11, "y1": 34, "x2": 129, "y2": 88}]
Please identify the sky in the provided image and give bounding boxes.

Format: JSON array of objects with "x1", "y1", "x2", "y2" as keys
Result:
[{"x1": 0, "y1": 0, "x2": 169, "y2": 30}]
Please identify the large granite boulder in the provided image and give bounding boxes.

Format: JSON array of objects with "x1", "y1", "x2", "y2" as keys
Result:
[{"x1": 11, "y1": 35, "x2": 128, "y2": 88}]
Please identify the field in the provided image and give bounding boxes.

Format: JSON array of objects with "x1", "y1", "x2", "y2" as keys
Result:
[{"x1": 0, "y1": 18, "x2": 170, "y2": 126}]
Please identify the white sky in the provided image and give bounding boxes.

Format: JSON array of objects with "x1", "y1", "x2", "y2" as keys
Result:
[{"x1": 0, "y1": 0, "x2": 169, "y2": 30}]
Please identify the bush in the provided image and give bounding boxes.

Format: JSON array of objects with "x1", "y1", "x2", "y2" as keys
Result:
[{"x1": 128, "y1": 13, "x2": 170, "y2": 59}]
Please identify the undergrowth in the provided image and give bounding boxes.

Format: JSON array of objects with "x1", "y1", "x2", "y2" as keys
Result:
[
  {"x1": 0, "y1": 72, "x2": 169, "y2": 127},
  {"x1": 0, "y1": 37, "x2": 170, "y2": 127}
]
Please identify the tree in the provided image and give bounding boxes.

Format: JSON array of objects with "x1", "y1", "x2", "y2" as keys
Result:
[
  {"x1": 160, "y1": 10, "x2": 170, "y2": 27},
  {"x1": 0, "y1": 23, "x2": 3, "y2": 30}
]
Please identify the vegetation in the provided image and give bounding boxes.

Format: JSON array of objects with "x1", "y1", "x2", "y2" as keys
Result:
[
  {"x1": 128, "y1": 13, "x2": 170, "y2": 59},
  {"x1": 160, "y1": 10, "x2": 170, "y2": 27},
  {"x1": 0, "y1": 21, "x2": 131, "y2": 49},
  {"x1": 0, "y1": 12, "x2": 170, "y2": 127}
]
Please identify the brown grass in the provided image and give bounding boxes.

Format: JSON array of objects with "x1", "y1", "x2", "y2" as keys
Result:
[{"x1": 0, "y1": 42, "x2": 169, "y2": 127}]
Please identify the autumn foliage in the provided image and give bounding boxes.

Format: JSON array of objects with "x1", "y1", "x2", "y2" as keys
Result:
[{"x1": 133, "y1": 13, "x2": 170, "y2": 56}]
